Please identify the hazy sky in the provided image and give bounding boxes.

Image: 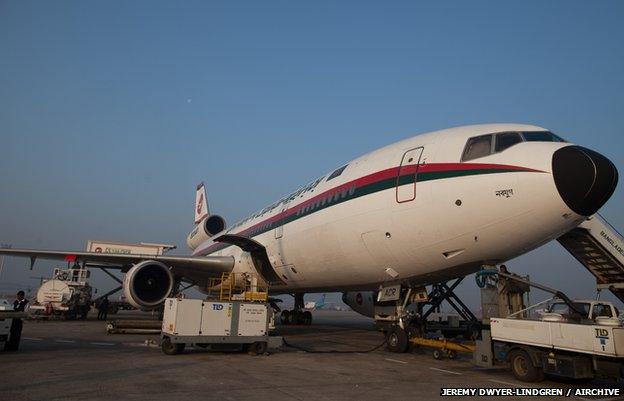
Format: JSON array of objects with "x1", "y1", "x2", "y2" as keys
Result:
[{"x1": 1, "y1": 1, "x2": 623, "y2": 309}]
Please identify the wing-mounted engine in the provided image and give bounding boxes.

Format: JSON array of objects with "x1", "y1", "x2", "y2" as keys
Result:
[
  {"x1": 187, "y1": 182, "x2": 227, "y2": 250},
  {"x1": 123, "y1": 260, "x2": 174, "y2": 309}
]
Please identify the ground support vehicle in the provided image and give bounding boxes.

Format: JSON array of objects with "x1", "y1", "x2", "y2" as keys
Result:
[
  {"x1": 161, "y1": 297, "x2": 279, "y2": 355},
  {"x1": 160, "y1": 272, "x2": 280, "y2": 355}
]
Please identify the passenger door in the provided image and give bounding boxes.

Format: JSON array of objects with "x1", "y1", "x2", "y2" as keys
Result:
[
  {"x1": 274, "y1": 203, "x2": 288, "y2": 239},
  {"x1": 396, "y1": 147, "x2": 424, "y2": 203}
]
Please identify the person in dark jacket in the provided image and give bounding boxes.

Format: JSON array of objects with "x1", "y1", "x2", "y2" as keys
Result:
[
  {"x1": 97, "y1": 296, "x2": 109, "y2": 321},
  {"x1": 5, "y1": 290, "x2": 28, "y2": 351}
]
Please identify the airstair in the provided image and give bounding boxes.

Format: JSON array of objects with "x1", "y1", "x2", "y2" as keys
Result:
[{"x1": 557, "y1": 214, "x2": 624, "y2": 302}]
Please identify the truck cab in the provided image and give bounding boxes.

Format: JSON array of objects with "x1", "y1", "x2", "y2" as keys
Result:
[{"x1": 544, "y1": 299, "x2": 620, "y2": 326}]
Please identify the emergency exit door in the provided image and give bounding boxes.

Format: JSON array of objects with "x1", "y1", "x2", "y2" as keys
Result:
[{"x1": 395, "y1": 147, "x2": 424, "y2": 203}]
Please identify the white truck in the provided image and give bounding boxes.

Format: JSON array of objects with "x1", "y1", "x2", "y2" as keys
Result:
[{"x1": 487, "y1": 299, "x2": 624, "y2": 382}]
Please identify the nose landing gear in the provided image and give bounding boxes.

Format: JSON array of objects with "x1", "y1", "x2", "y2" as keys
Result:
[{"x1": 377, "y1": 279, "x2": 481, "y2": 356}]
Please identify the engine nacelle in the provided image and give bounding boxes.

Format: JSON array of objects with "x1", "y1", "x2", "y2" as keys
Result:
[
  {"x1": 342, "y1": 291, "x2": 376, "y2": 318},
  {"x1": 186, "y1": 215, "x2": 227, "y2": 250},
  {"x1": 123, "y1": 260, "x2": 174, "y2": 309}
]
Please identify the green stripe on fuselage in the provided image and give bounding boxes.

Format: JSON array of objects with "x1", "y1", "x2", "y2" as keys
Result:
[{"x1": 203, "y1": 167, "x2": 524, "y2": 255}]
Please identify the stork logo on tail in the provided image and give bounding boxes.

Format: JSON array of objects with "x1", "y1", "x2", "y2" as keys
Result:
[
  {"x1": 197, "y1": 193, "x2": 204, "y2": 215},
  {"x1": 194, "y1": 182, "x2": 209, "y2": 224}
]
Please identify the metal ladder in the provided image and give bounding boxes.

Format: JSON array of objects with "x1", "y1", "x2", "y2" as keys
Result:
[
  {"x1": 557, "y1": 214, "x2": 624, "y2": 302},
  {"x1": 219, "y1": 272, "x2": 233, "y2": 301}
]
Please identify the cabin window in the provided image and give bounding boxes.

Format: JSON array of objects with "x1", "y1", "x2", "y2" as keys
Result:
[
  {"x1": 327, "y1": 165, "x2": 348, "y2": 181},
  {"x1": 462, "y1": 134, "x2": 493, "y2": 161},
  {"x1": 522, "y1": 131, "x2": 565, "y2": 142},
  {"x1": 495, "y1": 132, "x2": 523, "y2": 152}
]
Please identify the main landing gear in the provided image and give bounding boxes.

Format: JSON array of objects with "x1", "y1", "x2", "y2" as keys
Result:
[{"x1": 279, "y1": 293, "x2": 312, "y2": 325}]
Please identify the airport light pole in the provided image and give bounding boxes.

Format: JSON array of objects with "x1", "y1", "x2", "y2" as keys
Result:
[{"x1": 0, "y1": 244, "x2": 12, "y2": 281}]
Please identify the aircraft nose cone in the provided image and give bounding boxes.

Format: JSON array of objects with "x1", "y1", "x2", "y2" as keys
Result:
[{"x1": 552, "y1": 145, "x2": 618, "y2": 216}]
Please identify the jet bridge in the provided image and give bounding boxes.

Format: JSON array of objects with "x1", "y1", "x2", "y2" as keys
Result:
[{"x1": 557, "y1": 214, "x2": 624, "y2": 302}]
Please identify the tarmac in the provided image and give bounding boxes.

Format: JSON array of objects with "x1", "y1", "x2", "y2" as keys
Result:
[{"x1": 2, "y1": 310, "x2": 623, "y2": 401}]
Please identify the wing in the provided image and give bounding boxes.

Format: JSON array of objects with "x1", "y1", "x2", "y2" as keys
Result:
[{"x1": 0, "y1": 248, "x2": 234, "y2": 284}]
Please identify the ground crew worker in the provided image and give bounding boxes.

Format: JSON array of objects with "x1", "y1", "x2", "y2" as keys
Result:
[
  {"x1": 5, "y1": 290, "x2": 28, "y2": 351},
  {"x1": 97, "y1": 296, "x2": 109, "y2": 321}
]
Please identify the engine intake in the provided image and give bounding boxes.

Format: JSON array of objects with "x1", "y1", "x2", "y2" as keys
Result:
[
  {"x1": 186, "y1": 215, "x2": 227, "y2": 249},
  {"x1": 123, "y1": 260, "x2": 174, "y2": 309}
]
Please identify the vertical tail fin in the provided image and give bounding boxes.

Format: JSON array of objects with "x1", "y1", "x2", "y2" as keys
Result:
[{"x1": 195, "y1": 182, "x2": 209, "y2": 224}]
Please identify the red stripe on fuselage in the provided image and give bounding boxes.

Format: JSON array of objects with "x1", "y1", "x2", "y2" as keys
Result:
[{"x1": 193, "y1": 163, "x2": 543, "y2": 256}]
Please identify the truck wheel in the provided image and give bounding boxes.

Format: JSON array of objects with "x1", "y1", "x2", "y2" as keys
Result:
[
  {"x1": 161, "y1": 337, "x2": 185, "y2": 355},
  {"x1": 432, "y1": 349, "x2": 443, "y2": 360},
  {"x1": 386, "y1": 327, "x2": 409, "y2": 353},
  {"x1": 249, "y1": 341, "x2": 268, "y2": 355},
  {"x1": 509, "y1": 350, "x2": 543, "y2": 382}
]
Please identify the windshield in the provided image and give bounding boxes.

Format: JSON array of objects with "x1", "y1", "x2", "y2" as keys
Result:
[
  {"x1": 549, "y1": 302, "x2": 590, "y2": 316},
  {"x1": 521, "y1": 131, "x2": 566, "y2": 142}
]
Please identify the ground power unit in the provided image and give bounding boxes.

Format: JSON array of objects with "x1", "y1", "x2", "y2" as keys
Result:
[{"x1": 161, "y1": 297, "x2": 277, "y2": 355}]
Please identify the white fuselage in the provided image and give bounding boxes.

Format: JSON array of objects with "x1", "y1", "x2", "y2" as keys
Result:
[{"x1": 192, "y1": 124, "x2": 589, "y2": 293}]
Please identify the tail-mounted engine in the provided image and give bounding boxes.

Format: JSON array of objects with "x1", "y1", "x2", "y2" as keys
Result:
[
  {"x1": 186, "y1": 214, "x2": 227, "y2": 250},
  {"x1": 123, "y1": 260, "x2": 174, "y2": 309}
]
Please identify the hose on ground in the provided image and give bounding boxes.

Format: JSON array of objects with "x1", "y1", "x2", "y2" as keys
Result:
[{"x1": 282, "y1": 336, "x2": 388, "y2": 354}]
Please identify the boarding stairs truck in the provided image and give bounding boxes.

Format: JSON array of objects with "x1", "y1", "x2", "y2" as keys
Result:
[{"x1": 557, "y1": 214, "x2": 624, "y2": 303}]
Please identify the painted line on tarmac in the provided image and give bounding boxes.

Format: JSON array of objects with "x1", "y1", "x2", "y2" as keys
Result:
[
  {"x1": 54, "y1": 339, "x2": 76, "y2": 343},
  {"x1": 384, "y1": 358, "x2": 408, "y2": 364},
  {"x1": 23, "y1": 337, "x2": 43, "y2": 341},
  {"x1": 429, "y1": 367, "x2": 462, "y2": 375},
  {"x1": 90, "y1": 342, "x2": 116, "y2": 346}
]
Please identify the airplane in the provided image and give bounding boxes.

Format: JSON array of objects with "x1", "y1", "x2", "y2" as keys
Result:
[
  {"x1": 304, "y1": 294, "x2": 326, "y2": 310},
  {"x1": 0, "y1": 123, "x2": 619, "y2": 347}
]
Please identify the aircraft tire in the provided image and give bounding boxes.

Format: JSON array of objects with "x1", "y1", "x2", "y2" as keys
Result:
[
  {"x1": 386, "y1": 327, "x2": 409, "y2": 353},
  {"x1": 303, "y1": 311, "x2": 312, "y2": 325},
  {"x1": 280, "y1": 310, "x2": 291, "y2": 324}
]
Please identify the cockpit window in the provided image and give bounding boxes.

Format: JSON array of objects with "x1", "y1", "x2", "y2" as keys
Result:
[
  {"x1": 521, "y1": 131, "x2": 565, "y2": 142},
  {"x1": 495, "y1": 132, "x2": 523, "y2": 152},
  {"x1": 462, "y1": 130, "x2": 567, "y2": 162},
  {"x1": 327, "y1": 164, "x2": 348, "y2": 181},
  {"x1": 462, "y1": 134, "x2": 492, "y2": 162}
]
